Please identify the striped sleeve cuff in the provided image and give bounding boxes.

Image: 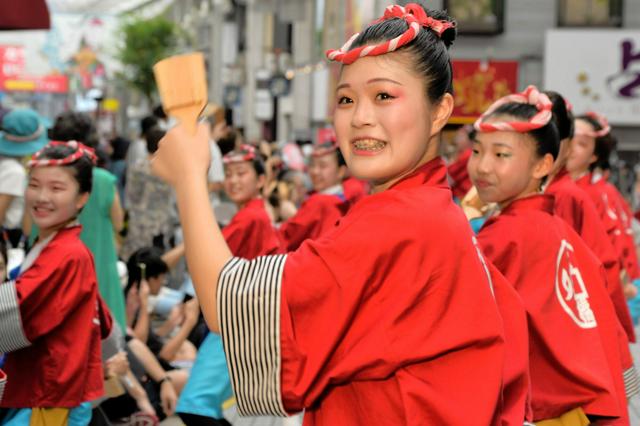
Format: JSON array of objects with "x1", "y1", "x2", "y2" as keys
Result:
[
  {"x1": 217, "y1": 255, "x2": 288, "y2": 417},
  {"x1": 0, "y1": 369, "x2": 6, "y2": 402},
  {"x1": 624, "y1": 365, "x2": 640, "y2": 399},
  {"x1": 0, "y1": 281, "x2": 31, "y2": 353}
]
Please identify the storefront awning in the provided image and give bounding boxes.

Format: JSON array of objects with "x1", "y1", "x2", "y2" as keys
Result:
[{"x1": 0, "y1": 0, "x2": 50, "y2": 30}]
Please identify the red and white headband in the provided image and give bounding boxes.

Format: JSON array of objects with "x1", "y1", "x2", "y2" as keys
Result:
[
  {"x1": 473, "y1": 85, "x2": 553, "y2": 133},
  {"x1": 28, "y1": 140, "x2": 97, "y2": 168},
  {"x1": 325, "y1": 3, "x2": 454, "y2": 65},
  {"x1": 311, "y1": 140, "x2": 339, "y2": 158},
  {"x1": 575, "y1": 111, "x2": 611, "y2": 138},
  {"x1": 223, "y1": 144, "x2": 257, "y2": 164}
]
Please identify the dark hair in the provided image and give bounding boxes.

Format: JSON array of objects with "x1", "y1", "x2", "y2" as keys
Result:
[
  {"x1": 34, "y1": 144, "x2": 94, "y2": 193},
  {"x1": 140, "y1": 115, "x2": 159, "y2": 136},
  {"x1": 483, "y1": 103, "x2": 560, "y2": 160},
  {"x1": 153, "y1": 105, "x2": 167, "y2": 120},
  {"x1": 252, "y1": 156, "x2": 266, "y2": 176},
  {"x1": 217, "y1": 128, "x2": 242, "y2": 156},
  {"x1": 544, "y1": 91, "x2": 574, "y2": 141},
  {"x1": 125, "y1": 246, "x2": 169, "y2": 294},
  {"x1": 348, "y1": 2, "x2": 456, "y2": 102},
  {"x1": 145, "y1": 126, "x2": 165, "y2": 154},
  {"x1": 94, "y1": 147, "x2": 109, "y2": 169},
  {"x1": 577, "y1": 114, "x2": 615, "y2": 171},
  {"x1": 110, "y1": 136, "x2": 130, "y2": 161},
  {"x1": 49, "y1": 111, "x2": 95, "y2": 144}
]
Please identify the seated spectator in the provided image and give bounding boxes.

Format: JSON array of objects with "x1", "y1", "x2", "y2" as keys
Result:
[{"x1": 124, "y1": 247, "x2": 198, "y2": 370}]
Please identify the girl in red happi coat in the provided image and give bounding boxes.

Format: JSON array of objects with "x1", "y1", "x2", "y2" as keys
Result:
[
  {"x1": 567, "y1": 113, "x2": 640, "y2": 295},
  {"x1": 220, "y1": 144, "x2": 281, "y2": 258},
  {"x1": 278, "y1": 140, "x2": 350, "y2": 251},
  {"x1": 0, "y1": 141, "x2": 112, "y2": 425},
  {"x1": 469, "y1": 86, "x2": 630, "y2": 425},
  {"x1": 151, "y1": 3, "x2": 514, "y2": 425},
  {"x1": 543, "y1": 93, "x2": 637, "y2": 346}
]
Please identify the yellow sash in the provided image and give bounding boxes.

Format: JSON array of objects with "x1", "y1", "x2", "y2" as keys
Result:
[
  {"x1": 29, "y1": 408, "x2": 69, "y2": 426},
  {"x1": 535, "y1": 407, "x2": 590, "y2": 426}
]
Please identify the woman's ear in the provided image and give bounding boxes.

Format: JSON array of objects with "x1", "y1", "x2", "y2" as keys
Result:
[
  {"x1": 430, "y1": 93, "x2": 454, "y2": 138},
  {"x1": 533, "y1": 153, "x2": 555, "y2": 180},
  {"x1": 256, "y1": 173, "x2": 267, "y2": 190},
  {"x1": 75, "y1": 192, "x2": 90, "y2": 211}
]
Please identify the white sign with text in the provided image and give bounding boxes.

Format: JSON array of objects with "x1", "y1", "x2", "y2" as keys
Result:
[{"x1": 544, "y1": 29, "x2": 640, "y2": 126}]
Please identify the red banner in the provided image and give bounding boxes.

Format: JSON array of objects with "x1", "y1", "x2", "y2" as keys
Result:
[
  {"x1": 0, "y1": 45, "x2": 67, "y2": 93},
  {"x1": 450, "y1": 60, "x2": 519, "y2": 124},
  {"x1": 0, "y1": 45, "x2": 25, "y2": 77}
]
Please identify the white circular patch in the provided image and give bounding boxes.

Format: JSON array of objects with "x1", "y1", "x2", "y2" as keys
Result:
[{"x1": 555, "y1": 239, "x2": 597, "y2": 329}]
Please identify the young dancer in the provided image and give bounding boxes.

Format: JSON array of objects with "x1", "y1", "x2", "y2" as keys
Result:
[
  {"x1": 152, "y1": 3, "x2": 510, "y2": 425},
  {"x1": 220, "y1": 144, "x2": 281, "y2": 257},
  {"x1": 0, "y1": 141, "x2": 111, "y2": 425},
  {"x1": 278, "y1": 140, "x2": 349, "y2": 251},
  {"x1": 469, "y1": 87, "x2": 629, "y2": 424},
  {"x1": 543, "y1": 93, "x2": 636, "y2": 344},
  {"x1": 567, "y1": 113, "x2": 640, "y2": 291}
]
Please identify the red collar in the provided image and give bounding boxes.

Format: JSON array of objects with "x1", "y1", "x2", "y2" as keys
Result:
[
  {"x1": 501, "y1": 194, "x2": 555, "y2": 216},
  {"x1": 546, "y1": 168, "x2": 571, "y2": 192},
  {"x1": 389, "y1": 157, "x2": 449, "y2": 192},
  {"x1": 242, "y1": 198, "x2": 264, "y2": 211},
  {"x1": 575, "y1": 172, "x2": 592, "y2": 187}
]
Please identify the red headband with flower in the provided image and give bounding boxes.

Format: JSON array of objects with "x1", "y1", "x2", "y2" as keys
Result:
[
  {"x1": 28, "y1": 140, "x2": 97, "y2": 168},
  {"x1": 223, "y1": 144, "x2": 257, "y2": 164},
  {"x1": 575, "y1": 111, "x2": 611, "y2": 138},
  {"x1": 473, "y1": 85, "x2": 553, "y2": 133},
  {"x1": 326, "y1": 3, "x2": 454, "y2": 65}
]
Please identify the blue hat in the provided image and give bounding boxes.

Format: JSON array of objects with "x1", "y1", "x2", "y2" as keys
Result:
[{"x1": 0, "y1": 109, "x2": 49, "y2": 157}]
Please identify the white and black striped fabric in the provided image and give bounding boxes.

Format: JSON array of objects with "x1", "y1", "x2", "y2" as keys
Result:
[
  {"x1": 217, "y1": 255, "x2": 289, "y2": 417},
  {"x1": 0, "y1": 281, "x2": 31, "y2": 353},
  {"x1": 624, "y1": 365, "x2": 640, "y2": 399}
]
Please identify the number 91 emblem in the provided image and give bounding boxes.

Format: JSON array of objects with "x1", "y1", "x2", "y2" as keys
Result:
[{"x1": 555, "y1": 240, "x2": 597, "y2": 329}]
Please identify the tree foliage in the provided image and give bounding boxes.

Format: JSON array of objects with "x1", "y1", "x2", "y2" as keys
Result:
[{"x1": 116, "y1": 15, "x2": 182, "y2": 103}]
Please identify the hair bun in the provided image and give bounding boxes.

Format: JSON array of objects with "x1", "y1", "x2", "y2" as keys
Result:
[{"x1": 423, "y1": 5, "x2": 457, "y2": 48}]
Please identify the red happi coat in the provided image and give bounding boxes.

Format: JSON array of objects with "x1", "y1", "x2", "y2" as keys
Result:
[
  {"x1": 599, "y1": 179, "x2": 640, "y2": 280},
  {"x1": 478, "y1": 195, "x2": 627, "y2": 422},
  {"x1": 278, "y1": 192, "x2": 350, "y2": 252},
  {"x1": 222, "y1": 198, "x2": 281, "y2": 258},
  {"x1": 217, "y1": 158, "x2": 509, "y2": 425},
  {"x1": 0, "y1": 226, "x2": 110, "y2": 408},
  {"x1": 486, "y1": 261, "x2": 531, "y2": 425},
  {"x1": 547, "y1": 169, "x2": 636, "y2": 343},
  {"x1": 575, "y1": 174, "x2": 637, "y2": 281},
  {"x1": 447, "y1": 148, "x2": 472, "y2": 199},
  {"x1": 341, "y1": 176, "x2": 369, "y2": 204}
]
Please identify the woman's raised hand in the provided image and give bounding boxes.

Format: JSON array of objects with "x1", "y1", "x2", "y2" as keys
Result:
[{"x1": 151, "y1": 122, "x2": 211, "y2": 189}]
